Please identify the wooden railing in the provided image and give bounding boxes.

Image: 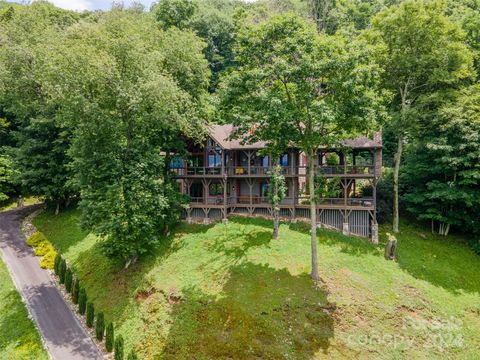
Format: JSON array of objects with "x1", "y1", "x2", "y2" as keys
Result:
[
  {"x1": 318, "y1": 165, "x2": 375, "y2": 176},
  {"x1": 187, "y1": 196, "x2": 374, "y2": 207},
  {"x1": 171, "y1": 165, "x2": 375, "y2": 177}
]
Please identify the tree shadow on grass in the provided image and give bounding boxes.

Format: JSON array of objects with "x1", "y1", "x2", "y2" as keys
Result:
[
  {"x1": 387, "y1": 224, "x2": 480, "y2": 295},
  {"x1": 288, "y1": 220, "x2": 383, "y2": 257},
  {"x1": 159, "y1": 262, "x2": 335, "y2": 360},
  {"x1": 69, "y1": 222, "x2": 214, "y2": 324}
]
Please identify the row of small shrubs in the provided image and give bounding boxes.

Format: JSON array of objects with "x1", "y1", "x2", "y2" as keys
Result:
[
  {"x1": 26, "y1": 231, "x2": 58, "y2": 269},
  {"x1": 54, "y1": 254, "x2": 139, "y2": 360}
]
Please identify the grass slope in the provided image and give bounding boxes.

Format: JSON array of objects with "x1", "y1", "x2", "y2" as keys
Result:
[
  {"x1": 0, "y1": 257, "x2": 48, "y2": 360},
  {"x1": 34, "y1": 209, "x2": 480, "y2": 359}
]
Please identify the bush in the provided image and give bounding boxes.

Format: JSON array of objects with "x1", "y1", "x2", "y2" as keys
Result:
[
  {"x1": 27, "y1": 231, "x2": 57, "y2": 269},
  {"x1": 33, "y1": 240, "x2": 54, "y2": 256},
  {"x1": 127, "y1": 350, "x2": 138, "y2": 360},
  {"x1": 96, "y1": 312, "x2": 105, "y2": 341},
  {"x1": 114, "y1": 335, "x2": 124, "y2": 360},
  {"x1": 58, "y1": 259, "x2": 67, "y2": 284},
  {"x1": 86, "y1": 302, "x2": 95, "y2": 328},
  {"x1": 54, "y1": 253, "x2": 62, "y2": 275},
  {"x1": 105, "y1": 322, "x2": 114, "y2": 352},
  {"x1": 40, "y1": 249, "x2": 57, "y2": 269},
  {"x1": 78, "y1": 287, "x2": 87, "y2": 315},
  {"x1": 65, "y1": 268, "x2": 73, "y2": 293},
  {"x1": 26, "y1": 231, "x2": 47, "y2": 247},
  {"x1": 72, "y1": 279, "x2": 80, "y2": 304}
]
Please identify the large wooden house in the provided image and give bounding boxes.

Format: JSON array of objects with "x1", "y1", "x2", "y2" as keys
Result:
[{"x1": 170, "y1": 125, "x2": 382, "y2": 243}]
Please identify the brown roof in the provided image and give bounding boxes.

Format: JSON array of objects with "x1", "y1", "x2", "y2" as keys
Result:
[
  {"x1": 209, "y1": 124, "x2": 266, "y2": 150},
  {"x1": 208, "y1": 124, "x2": 382, "y2": 150},
  {"x1": 340, "y1": 136, "x2": 382, "y2": 149}
]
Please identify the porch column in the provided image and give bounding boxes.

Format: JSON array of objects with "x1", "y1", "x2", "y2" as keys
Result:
[
  {"x1": 223, "y1": 177, "x2": 228, "y2": 224},
  {"x1": 371, "y1": 221, "x2": 379, "y2": 244}
]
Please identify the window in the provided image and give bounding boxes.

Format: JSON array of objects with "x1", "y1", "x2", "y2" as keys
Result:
[
  {"x1": 262, "y1": 156, "x2": 269, "y2": 168},
  {"x1": 169, "y1": 157, "x2": 184, "y2": 169},
  {"x1": 209, "y1": 182, "x2": 224, "y2": 196},
  {"x1": 208, "y1": 153, "x2": 222, "y2": 167},
  {"x1": 279, "y1": 153, "x2": 289, "y2": 167},
  {"x1": 260, "y1": 181, "x2": 269, "y2": 198}
]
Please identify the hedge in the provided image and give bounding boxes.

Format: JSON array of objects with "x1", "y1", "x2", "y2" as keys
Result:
[
  {"x1": 105, "y1": 322, "x2": 114, "y2": 352},
  {"x1": 72, "y1": 278, "x2": 80, "y2": 304},
  {"x1": 58, "y1": 259, "x2": 67, "y2": 284},
  {"x1": 65, "y1": 268, "x2": 73, "y2": 293},
  {"x1": 78, "y1": 287, "x2": 87, "y2": 315},
  {"x1": 86, "y1": 302, "x2": 94, "y2": 328},
  {"x1": 96, "y1": 312, "x2": 105, "y2": 341},
  {"x1": 114, "y1": 335, "x2": 124, "y2": 360}
]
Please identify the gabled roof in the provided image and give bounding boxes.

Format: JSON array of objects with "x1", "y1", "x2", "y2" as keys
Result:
[
  {"x1": 208, "y1": 124, "x2": 382, "y2": 150},
  {"x1": 209, "y1": 124, "x2": 266, "y2": 150}
]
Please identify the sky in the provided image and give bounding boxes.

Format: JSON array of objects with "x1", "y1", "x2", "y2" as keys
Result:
[{"x1": 8, "y1": 1, "x2": 158, "y2": 11}]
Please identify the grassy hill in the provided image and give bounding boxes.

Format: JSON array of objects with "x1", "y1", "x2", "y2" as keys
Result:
[
  {"x1": 0, "y1": 257, "x2": 48, "y2": 360},
  {"x1": 33, "y1": 209, "x2": 480, "y2": 359}
]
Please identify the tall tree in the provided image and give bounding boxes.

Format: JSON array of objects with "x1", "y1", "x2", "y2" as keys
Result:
[
  {"x1": 268, "y1": 164, "x2": 287, "y2": 240},
  {"x1": 0, "y1": 1, "x2": 79, "y2": 210},
  {"x1": 42, "y1": 10, "x2": 210, "y2": 263},
  {"x1": 403, "y1": 85, "x2": 480, "y2": 239},
  {"x1": 369, "y1": 0, "x2": 474, "y2": 233},
  {"x1": 219, "y1": 14, "x2": 385, "y2": 281}
]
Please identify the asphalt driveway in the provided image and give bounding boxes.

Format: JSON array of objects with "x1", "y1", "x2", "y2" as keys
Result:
[{"x1": 0, "y1": 206, "x2": 102, "y2": 360}]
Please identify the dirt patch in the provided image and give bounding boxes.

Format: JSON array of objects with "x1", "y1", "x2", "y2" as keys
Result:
[{"x1": 136, "y1": 287, "x2": 183, "y2": 306}]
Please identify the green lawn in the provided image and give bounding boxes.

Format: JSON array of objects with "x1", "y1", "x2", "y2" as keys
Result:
[
  {"x1": 34, "y1": 209, "x2": 480, "y2": 359},
  {"x1": 0, "y1": 257, "x2": 48, "y2": 360}
]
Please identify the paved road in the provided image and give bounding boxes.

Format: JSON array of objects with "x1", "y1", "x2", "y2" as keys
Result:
[{"x1": 0, "y1": 206, "x2": 102, "y2": 360}]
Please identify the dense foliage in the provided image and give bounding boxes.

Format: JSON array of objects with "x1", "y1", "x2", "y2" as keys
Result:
[
  {"x1": 219, "y1": 14, "x2": 387, "y2": 279},
  {"x1": 0, "y1": 0, "x2": 479, "y2": 256}
]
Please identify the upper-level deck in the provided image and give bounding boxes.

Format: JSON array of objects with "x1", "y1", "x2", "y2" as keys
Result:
[
  {"x1": 171, "y1": 164, "x2": 377, "y2": 178},
  {"x1": 170, "y1": 124, "x2": 382, "y2": 180}
]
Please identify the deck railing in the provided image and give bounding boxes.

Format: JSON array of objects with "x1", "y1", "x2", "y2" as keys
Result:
[
  {"x1": 187, "y1": 196, "x2": 374, "y2": 207},
  {"x1": 317, "y1": 165, "x2": 375, "y2": 176},
  {"x1": 171, "y1": 165, "x2": 375, "y2": 177}
]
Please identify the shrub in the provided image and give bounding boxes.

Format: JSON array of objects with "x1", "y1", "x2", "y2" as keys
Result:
[
  {"x1": 86, "y1": 302, "x2": 94, "y2": 328},
  {"x1": 127, "y1": 350, "x2": 138, "y2": 360},
  {"x1": 105, "y1": 322, "x2": 114, "y2": 352},
  {"x1": 40, "y1": 249, "x2": 57, "y2": 269},
  {"x1": 78, "y1": 287, "x2": 87, "y2": 315},
  {"x1": 114, "y1": 335, "x2": 124, "y2": 360},
  {"x1": 26, "y1": 231, "x2": 47, "y2": 247},
  {"x1": 96, "y1": 312, "x2": 105, "y2": 341},
  {"x1": 64, "y1": 268, "x2": 73, "y2": 293},
  {"x1": 72, "y1": 279, "x2": 80, "y2": 304},
  {"x1": 54, "y1": 253, "x2": 62, "y2": 274},
  {"x1": 59, "y1": 259, "x2": 67, "y2": 284},
  {"x1": 33, "y1": 240, "x2": 54, "y2": 256}
]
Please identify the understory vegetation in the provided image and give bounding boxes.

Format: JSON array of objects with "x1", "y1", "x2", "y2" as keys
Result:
[
  {"x1": 34, "y1": 209, "x2": 480, "y2": 359},
  {"x1": 0, "y1": 257, "x2": 48, "y2": 359}
]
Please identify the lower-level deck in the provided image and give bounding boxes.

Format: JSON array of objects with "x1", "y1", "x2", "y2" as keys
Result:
[{"x1": 183, "y1": 202, "x2": 378, "y2": 242}]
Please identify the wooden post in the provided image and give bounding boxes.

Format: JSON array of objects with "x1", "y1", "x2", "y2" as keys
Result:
[{"x1": 223, "y1": 177, "x2": 228, "y2": 223}]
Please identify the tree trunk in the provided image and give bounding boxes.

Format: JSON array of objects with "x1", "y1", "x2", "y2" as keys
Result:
[
  {"x1": 392, "y1": 134, "x2": 403, "y2": 233},
  {"x1": 55, "y1": 201, "x2": 60, "y2": 215},
  {"x1": 272, "y1": 166, "x2": 280, "y2": 240},
  {"x1": 17, "y1": 195, "x2": 24, "y2": 208},
  {"x1": 308, "y1": 153, "x2": 319, "y2": 281},
  {"x1": 272, "y1": 209, "x2": 279, "y2": 240}
]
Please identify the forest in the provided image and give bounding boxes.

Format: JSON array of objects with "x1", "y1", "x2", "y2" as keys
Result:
[{"x1": 0, "y1": 0, "x2": 479, "y2": 264}]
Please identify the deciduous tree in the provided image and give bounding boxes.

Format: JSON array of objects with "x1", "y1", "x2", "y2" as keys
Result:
[
  {"x1": 368, "y1": 0, "x2": 475, "y2": 232},
  {"x1": 220, "y1": 14, "x2": 385, "y2": 281}
]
